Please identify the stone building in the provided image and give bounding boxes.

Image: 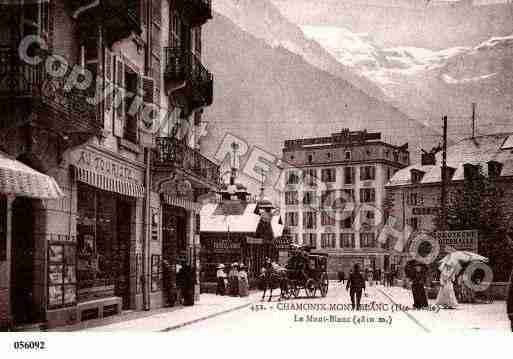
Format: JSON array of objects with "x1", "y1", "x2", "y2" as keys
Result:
[
  {"x1": 0, "y1": 0, "x2": 217, "y2": 330},
  {"x1": 280, "y1": 129, "x2": 410, "y2": 277}
]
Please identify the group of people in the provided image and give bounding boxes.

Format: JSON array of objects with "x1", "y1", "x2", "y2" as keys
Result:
[
  {"x1": 216, "y1": 262, "x2": 249, "y2": 297},
  {"x1": 338, "y1": 268, "x2": 397, "y2": 287}
]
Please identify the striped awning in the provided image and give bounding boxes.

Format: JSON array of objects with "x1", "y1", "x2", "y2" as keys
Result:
[
  {"x1": 0, "y1": 151, "x2": 64, "y2": 199},
  {"x1": 161, "y1": 194, "x2": 201, "y2": 212},
  {"x1": 72, "y1": 165, "x2": 145, "y2": 198}
]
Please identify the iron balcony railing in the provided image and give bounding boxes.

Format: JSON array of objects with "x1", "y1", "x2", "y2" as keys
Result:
[
  {"x1": 0, "y1": 47, "x2": 99, "y2": 130},
  {"x1": 155, "y1": 136, "x2": 220, "y2": 186},
  {"x1": 164, "y1": 46, "x2": 213, "y2": 85}
]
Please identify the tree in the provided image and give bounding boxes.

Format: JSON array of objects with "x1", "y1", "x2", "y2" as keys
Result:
[{"x1": 435, "y1": 165, "x2": 513, "y2": 281}]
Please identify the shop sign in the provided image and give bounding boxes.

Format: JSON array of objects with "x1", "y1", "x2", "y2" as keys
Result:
[
  {"x1": 246, "y1": 237, "x2": 263, "y2": 244},
  {"x1": 412, "y1": 207, "x2": 439, "y2": 216},
  {"x1": 212, "y1": 239, "x2": 241, "y2": 252},
  {"x1": 434, "y1": 230, "x2": 478, "y2": 252},
  {"x1": 73, "y1": 150, "x2": 142, "y2": 185},
  {"x1": 275, "y1": 237, "x2": 292, "y2": 250}
]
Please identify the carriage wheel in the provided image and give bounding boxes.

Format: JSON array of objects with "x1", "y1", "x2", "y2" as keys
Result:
[
  {"x1": 291, "y1": 282, "x2": 300, "y2": 298},
  {"x1": 320, "y1": 273, "x2": 329, "y2": 297},
  {"x1": 305, "y1": 279, "x2": 316, "y2": 298}
]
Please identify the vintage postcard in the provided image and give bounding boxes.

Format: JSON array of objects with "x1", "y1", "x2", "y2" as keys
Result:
[{"x1": 0, "y1": 0, "x2": 512, "y2": 355}]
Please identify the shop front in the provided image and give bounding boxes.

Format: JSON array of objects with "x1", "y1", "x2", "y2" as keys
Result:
[{"x1": 67, "y1": 147, "x2": 145, "y2": 323}]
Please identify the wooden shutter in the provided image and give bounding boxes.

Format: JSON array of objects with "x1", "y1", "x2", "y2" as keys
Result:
[
  {"x1": 103, "y1": 47, "x2": 114, "y2": 131},
  {"x1": 113, "y1": 55, "x2": 125, "y2": 137},
  {"x1": 140, "y1": 75, "x2": 155, "y2": 129}
]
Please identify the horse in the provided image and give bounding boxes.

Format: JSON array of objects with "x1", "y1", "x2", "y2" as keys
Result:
[{"x1": 260, "y1": 265, "x2": 288, "y2": 302}]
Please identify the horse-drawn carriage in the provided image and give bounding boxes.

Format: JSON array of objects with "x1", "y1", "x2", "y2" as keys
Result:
[{"x1": 261, "y1": 250, "x2": 329, "y2": 301}]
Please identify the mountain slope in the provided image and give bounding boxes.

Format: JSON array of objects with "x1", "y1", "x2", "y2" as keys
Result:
[
  {"x1": 201, "y1": 13, "x2": 443, "y2": 167},
  {"x1": 212, "y1": 0, "x2": 389, "y2": 104}
]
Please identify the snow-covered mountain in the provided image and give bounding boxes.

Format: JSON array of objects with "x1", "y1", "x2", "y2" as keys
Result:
[
  {"x1": 301, "y1": 25, "x2": 513, "y2": 137},
  {"x1": 212, "y1": 0, "x2": 389, "y2": 102}
]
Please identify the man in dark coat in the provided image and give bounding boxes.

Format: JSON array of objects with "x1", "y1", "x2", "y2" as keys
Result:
[
  {"x1": 507, "y1": 269, "x2": 513, "y2": 332},
  {"x1": 346, "y1": 263, "x2": 366, "y2": 310}
]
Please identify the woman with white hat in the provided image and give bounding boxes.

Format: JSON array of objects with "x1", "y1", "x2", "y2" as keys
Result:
[
  {"x1": 216, "y1": 264, "x2": 226, "y2": 296},
  {"x1": 229, "y1": 263, "x2": 239, "y2": 296}
]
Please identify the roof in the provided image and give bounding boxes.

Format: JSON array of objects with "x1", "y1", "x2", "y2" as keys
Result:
[
  {"x1": 387, "y1": 133, "x2": 513, "y2": 187},
  {"x1": 200, "y1": 201, "x2": 283, "y2": 237}
]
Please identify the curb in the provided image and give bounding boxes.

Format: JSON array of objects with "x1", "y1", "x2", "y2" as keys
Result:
[
  {"x1": 159, "y1": 301, "x2": 255, "y2": 332},
  {"x1": 377, "y1": 288, "x2": 431, "y2": 333}
]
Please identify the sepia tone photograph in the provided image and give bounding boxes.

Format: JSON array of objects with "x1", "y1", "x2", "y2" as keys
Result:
[{"x1": 0, "y1": 0, "x2": 512, "y2": 348}]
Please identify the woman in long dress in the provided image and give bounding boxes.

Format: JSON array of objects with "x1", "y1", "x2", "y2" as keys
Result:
[
  {"x1": 411, "y1": 265, "x2": 428, "y2": 309},
  {"x1": 238, "y1": 264, "x2": 249, "y2": 297},
  {"x1": 216, "y1": 264, "x2": 226, "y2": 295},
  {"x1": 435, "y1": 264, "x2": 459, "y2": 309}
]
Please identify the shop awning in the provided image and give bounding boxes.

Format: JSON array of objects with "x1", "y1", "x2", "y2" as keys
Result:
[
  {"x1": 161, "y1": 194, "x2": 201, "y2": 212},
  {"x1": 0, "y1": 152, "x2": 64, "y2": 199},
  {"x1": 72, "y1": 165, "x2": 144, "y2": 198}
]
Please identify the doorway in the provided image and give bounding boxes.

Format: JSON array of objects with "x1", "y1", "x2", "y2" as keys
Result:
[{"x1": 10, "y1": 197, "x2": 37, "y2": 325}]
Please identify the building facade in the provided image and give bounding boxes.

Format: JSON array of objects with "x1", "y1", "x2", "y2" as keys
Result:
[
  {"x1": 386, "y1": 133, "x2": 513, "y2": 252},
  {"x1": 0, "y1": 0, "x2": 217, "y2": 330},
  {"x1": 280, "y1": 129, "x2": 410, "y2": 277}
]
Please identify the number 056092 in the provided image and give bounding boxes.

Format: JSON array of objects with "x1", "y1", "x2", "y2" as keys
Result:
[{"x1": 13, "y1": 341, "x2": 46, "y2": 350}]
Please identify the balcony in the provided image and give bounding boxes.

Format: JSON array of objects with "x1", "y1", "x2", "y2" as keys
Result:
[
  {"x1": 153, "y1": 137, "x2": 220, "y2": 189},
  {"x1": 175, "y1": 0, "x2": 212, "y2": 27},
  {"x1": 68, "y1": 0, "x2": 142, "y2": 45},
  {"x1": 0, "y1": 47, "x2": 102, "y2": 137},
  {"x1": 164, "y1": 47, "x2": 213, "y2": 113}
]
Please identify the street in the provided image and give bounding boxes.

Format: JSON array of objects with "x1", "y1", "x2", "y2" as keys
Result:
[{"x1": 173, "y1": 282, "x2": 428, "y2": 335}]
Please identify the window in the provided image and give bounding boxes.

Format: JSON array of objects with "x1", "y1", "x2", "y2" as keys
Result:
[
  {"x1": 285, "y1": 212, "x2": 298, "y2": 227},
  {"x1": 303, "y1": 169, "x2": 317, "y2": 187},
  {"x1": 170, "y1": 10, "x2": 183, "y2": 48},
  {"x1": 307, "y1": 154, "x2": 313, "y2": 163},
  {"x1": 341, "y1": 189, "x2": 354, "y2": 202},
  {"x1": 151, "y1": 255, "x2": 162, "y2": 292},
  {"x1": 361, "y1": 210, "x2": 375, "y2": 229},
  {"x1": 48, "y1": 243, "x2": 77, "y2": 309},
  {"x1": 361, "y1": 233, "x2": 376, "y2": 248},
  {"x1": 303, "y1": 212, "x2": 317, "y2": 229},
  {"x1": 285, "y1": 191, "x2": 298, "y2": 205},
  {"x1": 321, "y1": 168, "x2": 336, "y2": 183},
  {"x1": 406, "y1": 193, "x2": 423, "y2": 206},
  {"x1": 340, "y1": 212, "x2": 354, "y2": 229},
  {"x1": 407, "y1": 217, "x2": 421, "y2": 230},
  {"x1": 321, "y1": 211, "x2": 336, "y2": 226},
  {"x1": 386, "y1": 167, "x2": 392, "y2": 180},
  {"x1": 360, "y1": 188, "x2": 376, "y2": 203},
  {"x1": 344, "y1": 167, "x2": 355, "y2": 184},
  {"x1": 345, "y1": 151, "x2": 351, "y2": 160},
  {"x1": 302, "y1": 233, "x2": 317, "y2": 248},
  {"x1": 340, "y1": 233, "x2": 355, "y2": 248},
  {"x1": 321, "y1": 233, "x2": 336, "y2": 248},
  {"x1": 291, "y1": 234, "x2": 299, "y2": 244},
  {"x1": 360, "y1": 166, "x2": 376, "y2": 181},
  {"x1": 321, "y1": 190, "x2": 336, "y2": 209},
  {"x1": 124, "y1": 68, "x2": 139, "y2": 143},
  {"x1": 302, "y1": 191, "x2": 316, "y2": 206},
  {"x1": 287, "y1": 171, "x2": 300, "y2": 185}
]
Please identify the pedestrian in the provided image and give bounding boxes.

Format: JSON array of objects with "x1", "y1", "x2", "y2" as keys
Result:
[
  {"x1": 338, "y1": 270, "x2": 343, "y2": 283},
  {"x1": 346, "y1": 263, "x2": 366, "y2": 310},
  {"x1": 238, "y1": 264, "x2": 249, "y2": 297},
  {"x1": 216, "y1": 263, "x2": 226, "y2": 296},
  {"x1": 367, "y1": 268, "x2": 373, "y2": 287},
  {"x1": 507, "y1": 268, "x2": 513, "y2": 332},
  {"x1": 411, "y1": 264, "x2": 428, "y2": 309},
  {"x1": 435, "y1": 263, "x2": 458, "y2": 309},
  {"x1": 229, "y1": 263, "x2": 239, "y2": 296}
]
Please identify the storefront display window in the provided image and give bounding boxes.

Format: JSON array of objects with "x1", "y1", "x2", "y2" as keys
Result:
[
  {"x1": 48, "y1": 243, "x2": 77, "y2": 309},
  {"x1": 151, "y1": 254, "x2": 161, "y2": 292},
  {"x1": 76, "y1": 183, "x2": 132, "y2": 306}
]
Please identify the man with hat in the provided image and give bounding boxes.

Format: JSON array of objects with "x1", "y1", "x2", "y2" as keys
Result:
[{"x1": 216, "y1": 263, "x2": 226, "y2": 296}]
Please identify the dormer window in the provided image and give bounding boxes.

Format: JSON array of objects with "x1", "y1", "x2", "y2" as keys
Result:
[{"x1": 410, "y1": 169, "x2": 424, "y2": 184}]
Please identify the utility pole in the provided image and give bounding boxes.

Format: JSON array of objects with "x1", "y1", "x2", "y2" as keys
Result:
[
  {"x1": 441, "y1": 115, "x2": 448, "y2": 230},
  {"x1": 472, "y1": 102, "x2": 476, "y2": 139}
]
